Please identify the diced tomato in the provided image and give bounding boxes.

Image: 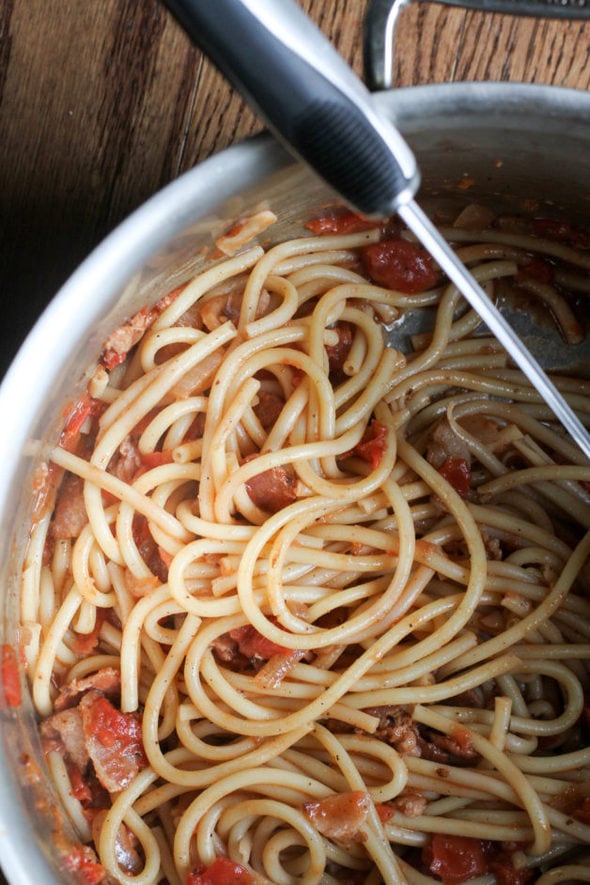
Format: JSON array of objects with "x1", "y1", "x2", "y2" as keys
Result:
[
  {"x1": 229, "y1": 622, "x2": 289, "y2": 660},
  {"x1": 73, "y1": 609, "x2": 106, "y2": 655},
  {"x1": 84, "y1": 697, "x2": 142, "y2": 750},
  {"x1": 303, "y1": 791, "x2": 371, "y2": 842},
  {"x1": 375, "y1": 802, "x2": 396, "y2": 822},
  {"x1": 305, "y1": 208, "x2": 377, "y2": 235},
  {"x1": 532, "y1": 218, "x2": 590, "y2": 249},
  {"x1": 351, "y1": 420, "x2": 388, "y2": 470},
  {"x1": 489, "y1": 855, "x2": 535, "y2": 885},
  {"x1": 82, "y1": 696, "x2": 147, "y2": 792},
  {"x1": 59, "y1": 394, "x2": 105, "y2": 454},
  {"x1": 361, "y1": 238, "x2": 441, "y2": 294},
  {"x1": 450, "y1": 725, "x2": 474, "y2": 755},
  {"x1": 516, "y1": 257, "x2": 554, "y2": 285},
  {"x1": 423, "y1": 834, "x2": 488, "y2": 884},
  {"x1": 61, "y1": 845, "x2": 105, "y2": 884},
  {"x1": 1, "y1": 643, "x2": 21, "y2": 708},
  {"x1": 573, "y1": 796, "x2": 590, "y2": 825},
  {"x1": 140, "y1": 449, "x2": 174, "y2": 470},
  {"x1": 186, "y1": 857, "x2": 254, "y2": 885},
  {"x1": 438, "y1": 457, "x2": 472, "y2": 497}
]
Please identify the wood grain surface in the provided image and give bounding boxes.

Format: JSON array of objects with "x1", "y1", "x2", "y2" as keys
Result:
[{"x1": 0, "y1": 0, "x2": 588, "y2": 381}]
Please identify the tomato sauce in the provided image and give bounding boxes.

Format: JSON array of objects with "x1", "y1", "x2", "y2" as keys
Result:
[{"x1": 361, "y1": 238, "x2": 441, "y2": 294}]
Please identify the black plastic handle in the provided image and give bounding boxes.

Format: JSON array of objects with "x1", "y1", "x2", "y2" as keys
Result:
[{"x1": 163, "y1": 0, "x2": 420, "y2": 217}]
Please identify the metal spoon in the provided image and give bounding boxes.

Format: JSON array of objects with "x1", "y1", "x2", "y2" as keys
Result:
[{"x1": 163, "y1": 0, "x2": 590, "y2": 459}]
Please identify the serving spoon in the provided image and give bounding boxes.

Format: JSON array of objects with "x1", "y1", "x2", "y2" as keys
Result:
[{"x1": 163, "y1": 0, "x2": 590, "y2": 459}]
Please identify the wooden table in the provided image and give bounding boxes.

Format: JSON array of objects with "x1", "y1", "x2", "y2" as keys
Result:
[
  {"x1": 1, "y1": 1, "x2": 589, "y2": 378},
  {"x1": 0, "y1": 2, "x2": 588, "y2": 882}
]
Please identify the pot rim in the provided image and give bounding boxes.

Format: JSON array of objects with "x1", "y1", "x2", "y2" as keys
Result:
[{"x1": 1, "y1": 78, "x2": 589, "y2": 885}]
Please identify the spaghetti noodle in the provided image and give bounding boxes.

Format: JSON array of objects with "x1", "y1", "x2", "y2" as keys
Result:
[{"x1": 17, "y1": 208, "x2": 590, "y2": 884}]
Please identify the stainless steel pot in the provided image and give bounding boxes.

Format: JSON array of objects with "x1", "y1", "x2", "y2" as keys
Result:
[{"x1": 1, "y1": 1, "x2": 589, "y2": 881}]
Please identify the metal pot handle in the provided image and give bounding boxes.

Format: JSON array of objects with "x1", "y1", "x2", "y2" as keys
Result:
[{"x1": 364, "y1": 0, "x2": 590, "y2": 90}]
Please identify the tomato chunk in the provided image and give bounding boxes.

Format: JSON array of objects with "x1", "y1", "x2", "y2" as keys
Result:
[
  {"x1": 438, "y1": 457, "x2": 472, "y2": 497},
  {"x1": 59, "y1": 394, "x2": 104, "y2": 453},
  {"x1": 305, "y1": 208, "x2": 377, "y2": 235},
  {"x1": 62, "y1": 845, "x2": 105, "y2": 885},
  {"x1": 186, "y1": 857, "x2": 254, "y2": 885},
  {"x1": 351, "y1": 420, "x2": 388, "y2": 470},
  {"x1": 361, "y1": 238, "x2": 440, "y2": 293},
  {"x1": 532, "y1": 218, "x2": 590, "y2": 249},
  {"x1": 423, "y1": 834, "x2": 488, "y2": 884},
  {"x1": 229, "y1": 623, "x2": 289, "y2": 660},
  {"x1": 1, "y1": 643, "x2": 21, "y2": 708},
  {"x1": 303, "y1": 791, "x2": 371, "y2": 842},
  {"x1": 81, "y1": 695, "x2": 147, "y2": 792},
  {"x1": 516, "y1": 257, "x2": 554, "y2": 284}
]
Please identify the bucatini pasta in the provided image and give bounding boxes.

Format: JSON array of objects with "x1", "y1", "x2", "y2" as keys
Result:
[{"x1": 13, "y1": 207, "x2": 590, "y2": 884}]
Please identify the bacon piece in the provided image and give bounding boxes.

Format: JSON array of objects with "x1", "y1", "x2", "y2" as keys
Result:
[
  {"x1": 80, "y1": 693, "x2": 147, "y2": 793},
  {"x1": 365, "y1": 706, "x2": 421, "y2": 756},
  {"x1": 303, "y1": 791, "x2": 371, "y2": 843},
  {"x1": 254, "y1": 649, "x2": 306, "y2": 689},
  {"x1": 215, "y1": 209, "x2": 277, "y2": 256},
  {"x1": 101, "y1": 307, "x2": 153, "y2": 372},
  {"x1": 52, "y1": 473, "x2": 88, "y2": 540},
  {"x1": 393, "y1": 792, "x2": 428, "y2": 818},
  {"x1": 426, "y1": 418, "x2": 471, "y2": 470},
  {"x1": 245, "y1": 460, "x2": 297, "y2": 513},
  {"x1": 131, "y1": 514, "x2": 169, "y2": 584},
  {"x1": 418, "y1": 726, "x2": 479, "y2": 765},
  {"x1": 91, "y1": 810, "x2": 144, "y2": 875},
  {"x1": 210, "y1": 633, "x2": 241, "y2": 666},
  {"x1": 110, "y1": 437, "x2": 143, "y2": 484},
  {"x1": 53, "y1": 667, "x2": 121, "y2": 713},
  {"x1": 325, "y1": 321, "x2": 353, "y2": 377},
  {"x1": 40, "y1": 707, "x2": 89, "y2": 772},
  {"x1": 253, "y1": 389, "x2": 285, "y2": 430}
]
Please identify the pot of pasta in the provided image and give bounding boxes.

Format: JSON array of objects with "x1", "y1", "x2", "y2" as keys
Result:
[{"x1": 1, "y1": 1, "x2": 590, "y2": 883}]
